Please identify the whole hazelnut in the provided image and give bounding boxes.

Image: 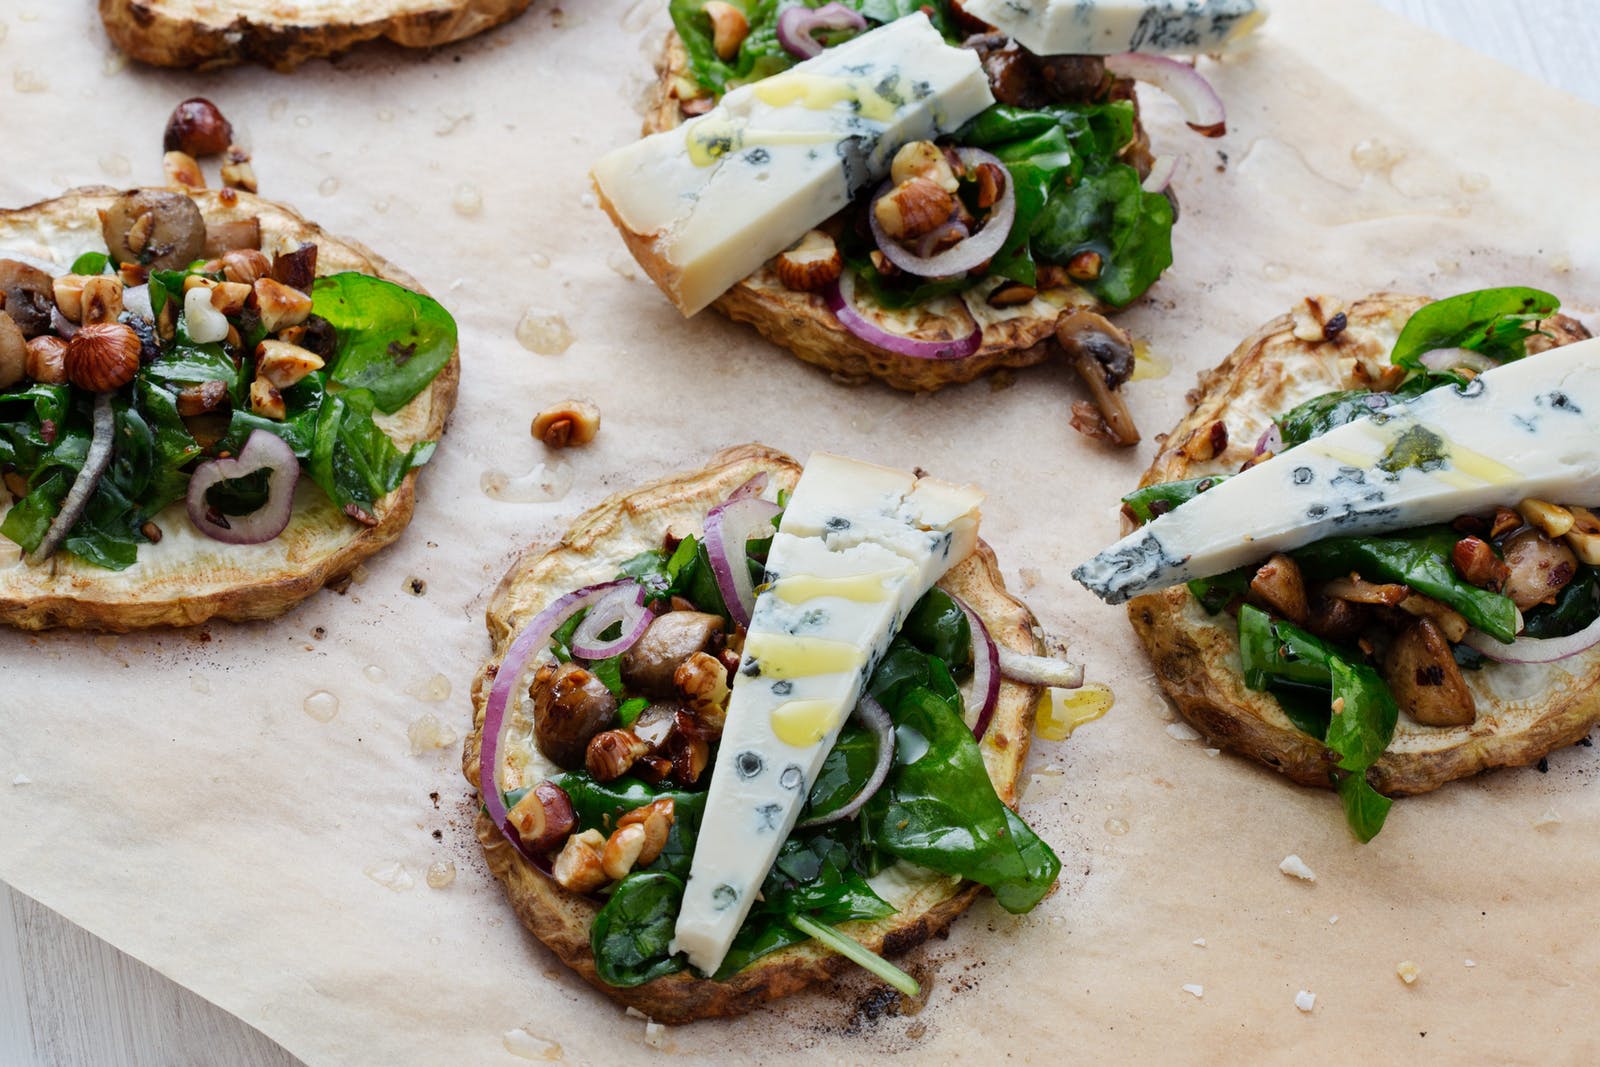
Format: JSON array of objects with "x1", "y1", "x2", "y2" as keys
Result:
[
  {"x1": 25, "y1": 335, "x2": 69, "y2": 384},
  {"x1": 164, "y1": 98, "x2": 234, "y2": 158},
  {"x1": 64, "y1": 322, "x2": 141, "y2": 392}
]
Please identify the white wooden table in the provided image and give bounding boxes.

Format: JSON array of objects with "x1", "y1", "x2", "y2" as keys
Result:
[{"x1": 3, "y1": 3, "x2": 1596, "y2": 1064}]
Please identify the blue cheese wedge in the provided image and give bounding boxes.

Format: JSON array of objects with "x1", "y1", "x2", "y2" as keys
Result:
[
  {"x1": 959, "y1": 0, "x2": 1268, "y2": 56},
  {"x1": 1075, "y1": 338, "x2": 1600, "y2": 604},
  {"x1": 590, "y1": 14, "x2": 993, "y2": 316},
  {"x1": 671, "y1": 454, "x2": 983, "y2": 974}
]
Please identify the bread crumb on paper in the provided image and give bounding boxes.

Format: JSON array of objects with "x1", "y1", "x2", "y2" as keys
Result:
[
  {"x1": 1279, "y1": 855, "x2": 1316, "y2": 882},
  {"x1": 1295, "y1": 990, "x2": 1316, "y2": 1013},
  {"x1": 1396, "y1": 960, "x2": 1421, "y2": 984},
  {"x1": 1192, "y1": 937, "x2": 1207, "y2": 948},
  {"x1": 1464, "y1": 959, "x2": 1476, "y2": 968},
  {"x1": 1181, "y1": 984, "x2": 1204, "y2": 999}
]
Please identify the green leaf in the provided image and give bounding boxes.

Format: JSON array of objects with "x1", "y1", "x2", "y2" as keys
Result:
[
  {"x1": 800, "y1": 723, "x2": 881, "y2": 823},
  {"x1": 1187, "y1": 566, "x2": 1251, "y2": 616},
  {"x1": 1522, "y1": 567, "x2": 1600, "y2": 639},
  {"x1": 1122, "y1": 474, "x2": 1231, "y2": 523},
  {"x1": 70, "y1": 251, "x2": 112, "y2": 275},
  {"x1": 312, "y1": 272, "x2": 458, "y2": 414},
  {"x1": 901, "y1": 588, "x2": 971, "y2": 673},
  {"x1": 307, "y1": 387, "x2": 435, "y2": 518},
  {"x1": 589, "y1": 654, "x2": 626, "y2": 698},
  {"x1": 204, "y1": 467, "x2": 273, "y2": 516},
  {"x1": 617, "y1": 698, "x2": 650, "y2": 728},
  {"x1": 1337, "y1": 773, "x2": 1393, "y2": 843},
  {"x1": 1390, "y1": 287, "x2": 1559, "y2": 369},
  {"x1": 0, "y1": 470, "x2": 69, "y2": 554},
  {"x1": 1032, "y1": 162, "x2": 1173, "y2": 308},
  {"x1": 590, "y1": 871, "x2": 687, "y2": 988},
  {"x1": 1324, "y1": 658, "x2": 1399, "y2": 774}
]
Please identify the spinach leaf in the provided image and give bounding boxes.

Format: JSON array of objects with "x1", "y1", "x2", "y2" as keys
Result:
[
  {"x1": 1032, "y1": 163, "x2": 1173, "y2": 308},
  {"x1": 1122, "y1": 474, "x2": 1230, "y2": 523},
  {"x1": 70, "y1": 251, "x2": 112, "y2": 275},
  {"x1": 551, "y1": 773, "x2": 706, "y2": 879},
  {"x1": 618, "y1": 698, "x2": 649, "y2": 728},
  {"x1": 801, "y1": 722, "x2": 880, "y2": 822},
  {"x1": 1292, "y1": 528, "x2": 1519, "y2": 643},
  {"x1": 1276, "y1": 390, "x2": 1398, "y2": 450},
  {"x1": 591, "y1": 871, "x2": 686, "y2": 987},
  {"x1": 1522, "y1": 567, "x2": 1600, "y2": 639},
  {"x1": 1337, "y1": 773, "x2": 1393, "y2": 844},
  {"x1": 0, "y1": 471, "x2": 69, "y2": 553},
  {"x1": 1324, "y1": 657, "x2": 1399, "y2": 775},
  {"x1": 134, "y1": 380, "x2": 202, "y2": 469},
  {"x1": 901, "y1": 588, "x2": 971, "y2": 673},
  {"x1": 307, "y1": 386, "x2": 435, "y2": 519},
  {"x1": 1187, "y1": 566, "x2": 1251, "y2": 616},
  {"x1": 142, "y1": 335, "x2": 245, "y2": 405},
  {"x1": 312, "y1": 273, "x2": 458, "y2": 414},
  {"x1": 1390, "y1": 287, "x2": 1559, "y2": 370},
  {"x1": 205, "y1": 467, "x2": 272, "y2": 516}
]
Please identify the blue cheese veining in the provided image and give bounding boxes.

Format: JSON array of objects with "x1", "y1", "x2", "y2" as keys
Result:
[
  {"x1": 1074, "y1": 337, "x2": 1600, "y2": 604},
  {"x1": 958, "y1": 0, "x2": 1268, "y2": 57},
  {"x1": 670, "y1": 454, "x2": 983, "y2": 974}
]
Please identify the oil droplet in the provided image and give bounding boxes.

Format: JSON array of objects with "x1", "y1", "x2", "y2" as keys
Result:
[
  {"x1": 481, "y1": 461, "x2": 575, "y2": 503},
  {"x1": 606, "y1": 251, "x2": 638, "y2": 280},
  {"x1": 98, "y1": 154, "x2": 131, "y2": 179},
  {"x1": 621, "y1": 0, "x2": 661, "y2": 33},
  {"x1": 303, "y1": 690, "x2": 340, "y2": 722},
  {"x1": 349, "y1": 563, "x2": 370, "y2": 585},
  {"x1": 407, "y1": 675, "x2": 453, "y2": 703},
  {"x1": 363, "y1": 861, "x2": 414, "y2": 891},
  {"x1": 516, "y1": 309, "x2": 574, "y2": 355},
  {"x1": 363, "y1": 664, "x2": 386, "y2": 683},
  {"x1": 14, "y1": 69, "x2": 47, "y2": 93},
  {"x1": 503, "y1": 1028, "x2": 563, "y2": 1061},
  {"x1": 529, "y1": 251, "x2": 551, "y2": 269},
  {"x1": 294, "y1": 114, "x2": 312, "y2": 128},
  {"x1": 103, "y1": 52, "x2": 128, "y2": 77},
  {"x1": 1035, "y1": 683, "x2": 1114, "y2": 741},
  {"x1": 426, "y1": 860, "x2": 457, "y2": 889},
  {"x1": 1435, "y1": 257, "x2": 1460, "y2": 275},
  {"x1": 408, "y1": 713, "x2": 458, "y2": 755},
  {"x1": 1105, "y1": 817, "x2": 1130, "y2": 836},
  {"x1": 376, "y1": 107, "x2": 395, "y2": 122},
  {"x1": 190, "y1": 674, "x2": 211, "y2": 694},
  {"x1": 318, "y1": 177, "x2": 340, "y2": 197},
  {"x1": 1350, "y1": 138, "x2": 1401, "y2": 173},
  {"x1": 1130, "y1": 341, "x2": 1170, "y2": 382},
  {"x1": 1261, "y1": 261, "x2": 1289, "y2": 282},
  {"x1": 452, "y1": 183, "x2": 483, "y2": 216}
]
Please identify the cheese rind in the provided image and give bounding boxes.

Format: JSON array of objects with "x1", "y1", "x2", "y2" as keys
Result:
[
  {"x1": 1074, "y1": 338, "x2": 1600, "y2": 603},
  {"x1": 590, "y1": 15, "x2": 994, "y2": 316},
  {"x1": 960, "y1": 0, "x2": 1268, "y2": 57},
  {"x1": 670, "y1": 454, "x2": 984, "y2": 974}
]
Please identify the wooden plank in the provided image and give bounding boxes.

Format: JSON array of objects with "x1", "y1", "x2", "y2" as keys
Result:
[{"x1": 0, "y1": 886, "x2": 41, "y2": 1066}]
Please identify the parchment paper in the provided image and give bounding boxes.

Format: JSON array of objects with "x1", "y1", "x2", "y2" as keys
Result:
[{"x1": 2, "y1": 1, "x2": 1597, "y2": 1063}]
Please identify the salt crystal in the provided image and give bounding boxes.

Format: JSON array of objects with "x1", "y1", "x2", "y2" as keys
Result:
[
  {"x1": 1329, "y1": 915, "x2": 1339, "y2": 924},
  {"x1": 1181, "y1": 984, "x2": 1204, "y2": 999},
  {"x1": 1279, "y1": 854, "x2": 1316, "y2": 882},
  {"x1": 1294, "y1": 990, "x2": 1316, "y2": 1012}
]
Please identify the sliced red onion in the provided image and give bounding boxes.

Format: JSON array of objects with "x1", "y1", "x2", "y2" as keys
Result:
[
  {"x1": 570, "y1": 580, "x2": 652, "y2": 659},
  {"x1": 950, "y1": 593, "x2": 1000, "y2": 740},
  {"x1": 795, "y1": 695, "x2": 895, "y2": 828},
  {"x1": 29, "y1": 393, "x2": 115, "y2": 564},
  {"x1": 824, "y1": 271, "x2": 983, "y2": 360},
  {"x1": 1142, "y1": 154, "x2": 1179, "y2": 194},
  {"x1": 775, "y1": 2, "x2": 866, "y2": 59},
  {"x1": 704, "y1": 495, "x2": 782, "y2": 627},
  {"x1": 997, "y1": 647, "x2": 1085, "y2": 689},
  {"x1": 185, "y1": 430, "x2": 299, "y2": 544},
  {"x1": 1419, "y1": 347, "x2": 1499, "y2": 375},
  {"x1": 1255, "y1": 422, "x2": 1284, "y2": 456},
  {"x1": 480, "y1": 581, "x2": 640, "y2": 866},
  {"x1": 1105, "y1": 53, "x2": 1226, "y2": 137},
  {"x1": 725, "y1": 471, "x2": 770, "y2": 502},
  {"x1": 868, "y1": 147, "x2": 1016, "y2": 279},
  {"x1": 1460, "y1": 618, "x2": 1600, "y2": 665}
]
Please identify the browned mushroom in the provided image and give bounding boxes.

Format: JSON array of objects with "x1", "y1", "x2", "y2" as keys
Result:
[
  {"x1": 1383, "y1": 618, "x2": 1476, "y2": 727},
  {"x1": 1247, "y1": 553, "x2": 1309, "y2": 625},
  {"x1": 0, "y1": 311, "x2": 26, "y2": 390},
  {"x1": 621, "y1": 610, "x2": 725, "y2": 698},
  {"x1": 531, "y1": 661, "x2": 619, "y2": 769},
  {"x1": 1058, "y1": 309, "x2": 1139, "y2": 447},
  {"x1": 1304, "y1": 594, "x2": 1366, "y2": 642},
  {"x1": 1500, "y1": 528, "x2": 1578, "y2": 611},
  {"x1": 102, "y1": 189, "x2": 206, "y2": 271},
  {"x1": 1320, "y1": 574, "x2": 1410, "y2": 606},
  {"x1": 1396, "y1": 593, "x2": 1471, "y2": 644},
  {"x1": 203, "y1": 217, "x2": 263, "y2": 258},
  {"x1": 0, "y1": 259, "x2": 56, "y2": 338}
]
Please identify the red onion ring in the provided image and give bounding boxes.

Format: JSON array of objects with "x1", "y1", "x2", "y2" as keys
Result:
[
  {"x1": 824, "y1": 271, "x2": 983, "y2": 360},
  {"x1": 570, "y1": 580, "x2": 652, "y2": 659},
  {"x1": 950, "y1": 593, "x2": 1000, "y2": 740},
  {"x1": 997, "y1": 647, "x2": 1085, "y2": 689},
  {"x1": 29, "y1": 393, "x2": 115, "y2": 563},
  {"x1": 480, "y1": 581, "x2": 640, "y2": 867},
  {"x1": 725, "y1": 471, "x2": 770, "y2": 503},
  {"x1": 795, "y1": 695, "x2": 895, "y2": 828},
  {"x1": 1142, "y1": 154, "x2": 1179, "y2": 194},
  {"x1": 184, "y1": 429, "x2": 299, "y2": 545},
  {"x1": 868, "y1": 147, "x2": 1016, "y2": 279},
  {"x1": 1460, "y1": 618, "x2": 1600, "y2": 665},
  {"x1": 775, "y1": 2, "x2": 866, "y2": 59},
  {"x1": 704, "y1": 495, "x2": 782, "y2": 626},
  {"x1": 1105, "y1": 53, "x2": 1226, "y2": 137},
  {"x1": 1255, "y1": 422, "x2": 1284, "y2": 457},
  {"x1": 1418, "y1": 347, "x2": 1499, "y2": 375}
]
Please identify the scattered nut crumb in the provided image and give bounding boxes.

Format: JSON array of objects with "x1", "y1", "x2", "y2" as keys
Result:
[
  {"x1": 1329, "y1": 915, "x2": 1339, "y2": 924},
  {"x1": 1295, "y1": 990, "x2": 1316, "y2": 1013},
  {"x1": 625, "y1": 1007, "x2": 648, "y2": 1020},
  {"x1": 1203, "y1": 748, "x2": 1221, "y2": 757},
  {"x1": 1532, "y1": 808, "x2": 1562, "y2": 830},
  {"x1": 1279, "y1": 854, "x2": 1316, "y2": 882},
  {"x1": 1396, "y1": 960, "x2": 1420, "y2": 985},
  {"x1": 1192, "y1": 937, "x2": 1207, "y2": 948},
  {"x1": 1181, "y1": 984, "x2": 1204, "y2": 999},
  {"x1": 11, "y1": 774, "x2": 31, "y2": 786},
  {"x1": 1464, "y1": 959, "x2": 1476, "y2": 968},
  {"x1": 1166, "y1": 722, "x2": 1202, "y2": 742}
]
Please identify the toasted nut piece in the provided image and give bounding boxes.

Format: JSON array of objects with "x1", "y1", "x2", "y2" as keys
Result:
[
  {"x1": 25, "y1": 335, "x2": 68, "y2": 384},
  {"x1": 601, "y1": 823, "x2": 648, "y2": 881},
  {"x1": 0, "y1": 313, "x2": 24, "y2": 389},
  {"x1": 1397, "y1": 594, "x2": 1471, "y2": 644},
  {"x1": 1565, "y1": 505, "x2": 1600, "y2": 566},
  {"x1": 255, "y1": 339, "x2": 326, "y2": 390},
  {"x1": 221, "y1": 249, "x2": 272, "y2": 285},
  {"x1": 1065, "y1": 250, "x2": 1103, "y2": 281},
  {"x1": 868, "y1": 249, "x2": 898, "y2": 277},
  {"x1": 184, "y1": 285, "x2": 231, "y2": 344},
  {"x1": 79, "y1": 276, "x2": 124, "y2": 327},
  {"x1": 1489, "y1": 506, "x2": 1523, "y2": 540},
  {"x1": 586, "y1": 728, "x2": 650, "y2": 782},
  {"x1": 1321, "y1": 574, "x2": 1410, "y2": 606},
  {"x1": 666, "y1": 711, "x2": 711, "y2": 784},
  {"x1": 531, "y1": 400, "x2": 601, "y2": 449},
  {"x1": 1248, "y1": 554, "x2": 1309, "y2": 626},
  {"x1": 126, "y1": 212, "x2": 156, "y2": 256},
  {"x1": 271, "y1": 243, "x2": 318, "y2": 290},
  {"x1": 1033, "y1": 263, "x2": 1071, "y2": 290},
  {"x1": 253, "y1": 278, "x2": 313, "y2": 333},
  {"x1": 175, "y1": 379, "x2": 229, "y2": 416},
  {"x1": 1291, "y1": 295, "x2": 1346, "y2": 343},
  {"x1": 984, "y1": 282, "x2": 1036, "y2": 308},
  {"x1": 974, "y1": 162, "x2": 1007, "y2": 209},
  {"x1": 221, "y1": 158, "x2": 259, "y2": 193},
  {"x1": 889, "y1": 141, "x2": 959, "y2": 193},
  {"x1": 1384, "y1": 617, "x2": 1476, "y2": 727},
  {"x1": 1452, "y1": 536, "x2": 1509, "y2": 591},
  {"x1": 209, "y1": 280, "x2": 252, "y2": 315},
  {"x1": 507, "y1": 780, "x2": 577, "y2": 853},
  {"x1": 872, "y1": 177, "x2": 956, "y2": 241},
  {"x1": 1501, "y1": 528, "x2": 1578, "y2": 611},
  {"x1": 552, "y1": 829, "x2": 608, "y2": 894},
  {"x1": 674, "y1": 651, "x2": 730, "y2": 731},
  {"x1": 183, "y1": 274, "x2": 211, "y2": 294},
  {"x1": 2, "y1": 470, "x2": 27, "y2": 500},
  {"x1": 1518, "y1": 498, "x2": 1573, "y2": 538},
  {"x1": 163, "y1": 150, "x2": 206, "y2": 192},
  {"x1": 702, "y1": 1, "x2": 748, "y2": 60},
  {"x1": 1180, "y1": 419, "x2": 1229, "y2": 462},
  {"x1": 118, "y1": 263, "x2": 149, "y2": 287},
  {"x1": 52, "y1": 274, "x2": 90, "y2": 323},
  {"x1": 164, "y1": 98, "x2": 233, "y2": 157},
  {"x1": 774, "y1": 230, "x2": 843, "y2": 292},
  {"x1": 616, "y1": 798, "x2": 676, "y2": 867},
  {"x1": 249, "y1": 377, "x2": 286, "y2": 420},
  {"x1": 64, "y1": 323, "x2": 141, "y2": 392}
]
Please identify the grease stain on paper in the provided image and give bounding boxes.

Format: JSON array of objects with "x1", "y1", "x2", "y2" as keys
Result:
[
  {"x1": 516, "y1": 309, "x2": 574, "y2": 354},
  {"x1": 1235, "y1": 136, "x2": 1471, "y2": 225},
  {"x1": 503, "y1": 1028, "x2": 564, "y2": 1061},
  {"x1": 482, "y1": 460, "x2": 574, "y2": 503},
  {"x1": 1036, "y1": 684, "x2": 1114, "y2": 741},
  {"x1": 364, "y1": 861, "x2": 414, "y2": 891},
  {"x1": 1130, "y1": 341, "x2": 1170, "y2": 382},
  {"x1": 303, "y1": 690, "x2": 340, "y2": 722}
]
